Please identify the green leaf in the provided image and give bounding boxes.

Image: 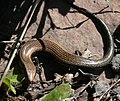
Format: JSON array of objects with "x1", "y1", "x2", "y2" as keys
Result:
[
  {"x1": 44, "y1": 83, "x2": 73, "y2": 101},
  {"x1": 10, "y1": 74, "x2": 22, "y2": 83},
  {"x1": 3, "y1": 77, "x2": 16, "y2": 94},
  {"x1": 2, "y1": 68, "x2": 24, "y2": 95},
  {"x1": 5, "y1": 68, "x2": 14, "y2": 79}
]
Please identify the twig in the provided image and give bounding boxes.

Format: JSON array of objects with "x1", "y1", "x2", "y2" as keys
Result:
[
  {"x1": 93, "y1": 6, "x2": 109, "y2": 15},
  {"x1": 74, "y1": 80, "x2": 96, "y2": 99},
  {"x1": 0, "y1": 41, "x2": 16, "y2": 44},
  {"x1": 0, "y1": 0, "x2": 42, "y2": 86},
  {"x1": 99, "y1": 79, "x2": 120, "y2": 100}
]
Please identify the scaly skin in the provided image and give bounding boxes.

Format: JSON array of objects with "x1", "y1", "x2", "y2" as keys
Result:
[{"x1": 19, "y1": 3, "x2": 114, "y2": 82}]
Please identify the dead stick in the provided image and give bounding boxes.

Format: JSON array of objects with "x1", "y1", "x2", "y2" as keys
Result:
[
  {"x1": 99, "y1": 79, "x2": 120, "y2": 100},
  {"x1": 0, "y1": 0, "x2": 42, "y2": 86}
]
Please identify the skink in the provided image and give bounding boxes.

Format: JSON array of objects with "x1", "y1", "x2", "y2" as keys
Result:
[{"x1": 19, "y1": 3, "x2": 114, "y2": 82}]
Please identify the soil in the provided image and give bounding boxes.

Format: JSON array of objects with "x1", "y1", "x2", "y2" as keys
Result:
[{"x1": 0, "y1": 0, "x2": 120, "y2": 101}]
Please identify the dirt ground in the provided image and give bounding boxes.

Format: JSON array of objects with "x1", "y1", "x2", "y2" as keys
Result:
[{"x1": 0, "y1": 0, "x2": 120, "y2": 100}]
